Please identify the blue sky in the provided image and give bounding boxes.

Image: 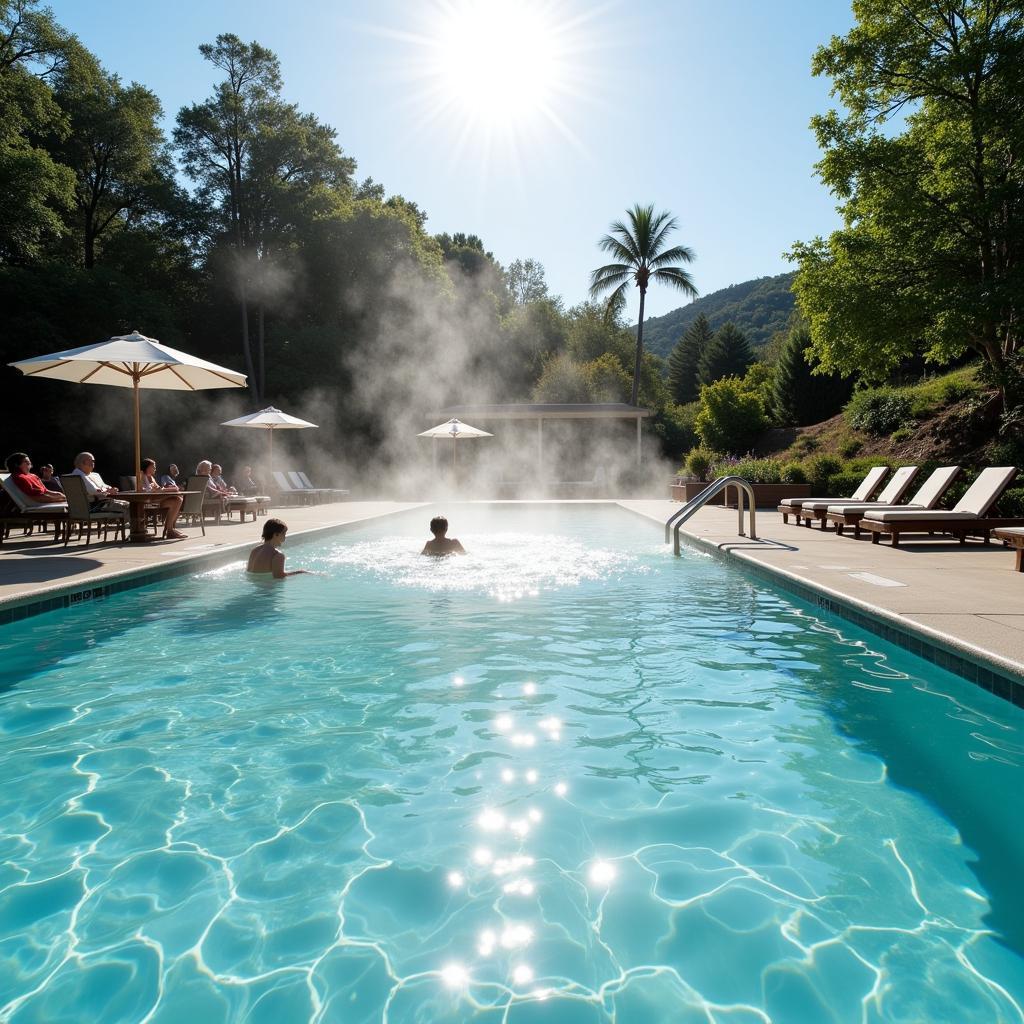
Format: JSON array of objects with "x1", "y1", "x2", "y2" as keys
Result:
[{"x1": 48, "y1": 0, "x2": 854, "y2": 322}]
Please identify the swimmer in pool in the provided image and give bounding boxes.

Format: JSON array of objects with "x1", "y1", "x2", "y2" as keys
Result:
[
  {"x1": 421, "y1": 515, "x2": 466, "y2": 556},
  {"x1": 247, "y1": 518, "x2": 313, "y2": 578}
]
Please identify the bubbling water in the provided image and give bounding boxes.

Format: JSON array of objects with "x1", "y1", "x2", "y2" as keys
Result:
[{"x1": 324, "y1": 531, "x2": 645, "y2": 601}]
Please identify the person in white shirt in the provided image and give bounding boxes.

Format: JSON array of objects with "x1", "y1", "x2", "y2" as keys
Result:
[{"x1": 72, "y1": 452, "x2": 127, "y2": 511}]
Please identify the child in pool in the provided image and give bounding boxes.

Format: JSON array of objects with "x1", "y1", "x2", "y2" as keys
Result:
[
  {"x1": 421, "y1": 515, "x2": 466, "y2": 556},
  {"x1": 247, "y1": 518, "x2": 313, "y2": 578}
]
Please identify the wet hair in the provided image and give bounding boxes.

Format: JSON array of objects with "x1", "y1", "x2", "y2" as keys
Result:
[
  {"x1": 141, "y1": 458, "x2": 156, "y2": 471},
  {"x1": 5, "y1": 452, "x2": 29, "y2": 474},
  {"x1": 262, "y1": 517, "x2": 288, "y2": 541},
  {"x1": 429, "y1": 516, "x2": 448, "y2": 536}
]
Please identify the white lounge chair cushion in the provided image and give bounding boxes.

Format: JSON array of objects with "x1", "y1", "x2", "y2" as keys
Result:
[
  {"x1": 826, "y1": 502, "x2": 925, "y2": 514},
  {"x1": 864, "y1": 509, "x2": 978, "y2": 522},
  {"x1": 905, "y1": 466, "x2": 960, "y2": 509},
  {"x1": 995, "y1": 527, "x2": 1024, "y2": 538},
  {"x1": 780, "y1": 496, "x2": 837, "y2": 507}
]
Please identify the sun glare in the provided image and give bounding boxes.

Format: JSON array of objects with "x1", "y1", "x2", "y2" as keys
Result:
[{"x1": 434, "y1": 2, "x2": 561, "y2": 123}]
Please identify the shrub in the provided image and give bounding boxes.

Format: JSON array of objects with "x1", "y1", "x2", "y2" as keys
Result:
[
  {"x1": 845, "y1": 386, "x2": 914, "y2": 435},
  {"x1": 803, "y1": 454, "x2": 843, "y2": 493},
  {"x1": 939, "y1": 378, "x2": 975, "y2": 404},
  {"x1": 997, "y1": 487, "x2": 1024, "y2": 517},
  {"x1": 828, "y1": 470, "x2": 873, "y2": 497},
  {"x1": 838, "y1": 437, "x2": 863, "y2": 458},
  {"x1": 658, "y1": 401, "x2": 700, "y2": 458},
  {"x1": 891, "y1": 426, "x2": 914, "y2": 444},
  {"x1": 781, "y1": 461, "x2": 807, "y2": 484},
  {"x1": 685, "y1": 446, "x2": 716, "y2": 480},
  {"x1": 792, "y1": 434, "x2": 819, "y2": 453},
  {"x1": 716, "y1": 456, "x2": 785, "y2": 483},
  {"x1": 695, "y1": 377, "x2": 768, "y2": 453}
]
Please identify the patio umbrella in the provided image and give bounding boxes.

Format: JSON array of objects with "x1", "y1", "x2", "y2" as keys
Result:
[
  {"x1": 220, "y1": 406, "x2": 318, "y2": 480},
  {"x1": 9, "y1": 330, "x2": 247, "y2": 488},
  {"x1": 418, "y1": 417, "x2": 493, "y2": 470}
]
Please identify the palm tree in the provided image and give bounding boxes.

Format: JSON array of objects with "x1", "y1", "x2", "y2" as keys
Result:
[{"x1": 590, "y1": 204, "x2": 698, "y2": 406}]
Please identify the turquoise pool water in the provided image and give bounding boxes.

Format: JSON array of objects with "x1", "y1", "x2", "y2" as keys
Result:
[{"x1": 1, "y1": 503, "x2": 1022, "y2": 1023}]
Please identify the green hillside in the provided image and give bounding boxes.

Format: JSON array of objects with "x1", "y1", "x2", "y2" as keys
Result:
[{"x1": 640, "y1": 272, "x2": 796, "y2": 358}]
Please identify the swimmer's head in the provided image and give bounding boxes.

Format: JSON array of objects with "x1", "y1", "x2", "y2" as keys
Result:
[
  {"x1": 429, "y1": 516, "x2": 448, "y2": 537},
  {"x1": 262, "y1": 517, "x2": 288, "y2": 542}
]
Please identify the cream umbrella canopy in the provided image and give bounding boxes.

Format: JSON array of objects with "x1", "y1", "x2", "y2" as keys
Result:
[
  {"x1": 9, "y1": 330, "x2": 247, "y2": 487},
  {"x1": 418, "y1": 417, "x2": 493, "y2": 470},
  {"x1": 220, "y1": 406, "x2": 318, "y2": 480}
]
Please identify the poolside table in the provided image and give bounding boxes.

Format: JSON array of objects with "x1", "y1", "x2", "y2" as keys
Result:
[{"x1": 115, "y1": 491, "x2": 199, "y2": 543}]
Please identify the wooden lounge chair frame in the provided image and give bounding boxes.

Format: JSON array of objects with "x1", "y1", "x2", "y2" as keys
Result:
[
  {"x1": 859, "y1": 467, "x2": 1022, "y2": 547},
  {"x1": 994, "y1": 528, "x2": 1024, "y2": 572},
  {"x1": 825, "y1": 466, "x2": 961, "y2": 537},
  {"x1": 777, "y1": 465, "x2": 889, "y2": 524},
  {"x1": 796, "y1": 465, "x2": 920, "y2": 530}
]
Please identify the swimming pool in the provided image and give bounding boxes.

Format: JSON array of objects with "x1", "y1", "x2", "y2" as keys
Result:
[{"x1": 1, "y1": 503, "x2": 1022, "y2": 1023}]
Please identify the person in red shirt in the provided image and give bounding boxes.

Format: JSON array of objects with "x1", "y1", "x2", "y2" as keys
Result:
[{"x1": 5, "y1": 452, "x2": 65, "y2": 504}]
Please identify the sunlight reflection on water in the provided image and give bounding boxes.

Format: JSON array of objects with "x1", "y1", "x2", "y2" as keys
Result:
[{"x1": 324, "y1": 532, "x2": 644, "y2": 600}]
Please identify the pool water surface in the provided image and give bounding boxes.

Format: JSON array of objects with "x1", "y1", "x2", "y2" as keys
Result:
[{"x1": 0, "y1": 504, "x2": 1022, "y2": 1023}]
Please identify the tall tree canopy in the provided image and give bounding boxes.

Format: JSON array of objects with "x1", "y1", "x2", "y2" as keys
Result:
[
  {"x1": 590, "y1": 203, "x2": 697, "y2": 406},
  {"x1": 771, "y1": 324, "x2": 852, "y2": 426},
  {"x1": 698, "y1": 321, "x2": 753, "y2": 385},
  {"x1": 667, "y1": 311, "x2": 712, "y2": 404},
  {"x1": 790, "y1": 0, "x2": 1024, "y2": 403}
]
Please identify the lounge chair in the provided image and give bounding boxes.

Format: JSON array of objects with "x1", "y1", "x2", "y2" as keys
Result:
[
  {"x1": 178, "y1": 483, "x2": 206, "y2": 536},
  {"x1": 859, "y1": 467, "x2": 1022, "y2": 547},
  {"x1": 60, "y1": 474, "x2": 127, "y2": 547},
  {"x1": 296, "y1": 472, "x2": 349, "y2": 501},
  {"x1": 994, "y1": 527, "x2": 1024, "y2": 572},
  {"x1": 287, "y1": 471, "x2": 329, "y2": 502},
  {"x1": 0, "y1": 474, "x2": 69, "y2": 545},
  {"x1": 272, "y1": 471, "x2": 312, "y2": 505},
  {"x1": 796, "y1": 465, "x2": 920, "y2": 529},
  {"x1": 824, "y1": 466, "x2": 961, "y2": 536},
  {"x1": 778, "y1": 465, "x2": 889, "y2": 524}
]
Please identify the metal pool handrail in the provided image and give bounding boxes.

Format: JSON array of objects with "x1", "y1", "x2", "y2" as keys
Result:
[{"x1": 665, "y1": 475, "x2": 757, "y2": 555}]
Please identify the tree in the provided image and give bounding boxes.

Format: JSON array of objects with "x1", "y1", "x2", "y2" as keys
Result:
[
  {"x1": 51, "y1": 63, "x2": 171, "y2": 268},
  {"x1": 505, "y1": 257, "x2": 548, "y2": 305},
  {"x1": 772, "y1": 325, "x2": 851, "y2": 426},
  {"x1": 698, "y1": 322, "x2": 753, "y2": 385},
  {"x1": 790, "y1": 0, "x2": 1024, "y2": 405},
  {"x1": 175, "y1": 34, "x2": 354, "y2": 400},
  {"x1": 0, "y1": 0, "x2": 79, "y2": 262},
  {"x1": 590, "y1": 203, "x2": 697, "y2": 406},
  {"x1": 667, "y1": 311, "x2": 712, "y2": 404},
  {"x1": 533, "y1": 351, "x2": 591, "y2": 403},
  {"x1": 694, "y1": 376, "x2": 767, "y2": 453}
]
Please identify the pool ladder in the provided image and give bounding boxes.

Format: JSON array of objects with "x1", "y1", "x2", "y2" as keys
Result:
[{"x1": 665, "y1": 475, "x2": 757, "y2": 555}]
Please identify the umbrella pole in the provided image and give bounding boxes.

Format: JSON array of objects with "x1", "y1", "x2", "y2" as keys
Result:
[
  {"x1": 269, "y1": 427, "x2": 274, "y2": 483},
  {"x1": 133, "y1": 372, "x2": 142, "y2": 490}
]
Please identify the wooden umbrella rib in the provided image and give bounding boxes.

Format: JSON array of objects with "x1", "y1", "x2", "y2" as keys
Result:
[{"x1": 165, "y1": 365, "x2": 198, "y2": 390}]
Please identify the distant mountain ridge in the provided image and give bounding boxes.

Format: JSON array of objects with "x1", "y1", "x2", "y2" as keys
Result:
[{"x1": 640, "y1": 271, "x2": 796, "y2": 358}]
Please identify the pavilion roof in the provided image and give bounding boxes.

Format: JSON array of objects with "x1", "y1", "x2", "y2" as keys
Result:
[{"x1": 436, "y1": 402, "x2": 652, "y2": 421}]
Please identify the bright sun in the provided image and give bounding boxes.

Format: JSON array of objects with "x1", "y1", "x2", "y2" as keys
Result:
[{"x1": 433, "y1": 1, "x2": 562, "y2": 124}]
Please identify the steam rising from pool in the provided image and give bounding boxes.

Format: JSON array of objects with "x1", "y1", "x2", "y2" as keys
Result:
[{"x1": 324, "y1": 532, "x2": 645, "y2": 600}]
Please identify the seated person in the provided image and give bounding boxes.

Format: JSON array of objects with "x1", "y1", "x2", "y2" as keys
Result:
[
  {"x1": 159, "y1": 463, "x2": 181, "y2": 488},
  {"x1": 39, "y1": 463, "x2": 64, "y2": 494},
  {"x1": 72, "y1": 451, "x2": 127, "y2": 511},
  {"x1": 421, "y1": 515, "x2": 466, "y2": 556},
  {"x1": 5, "y1": 452, "x2": 66, "y2": 504},
  {"x1": 210, "y1": 463, "x2": 238, "y2": 494},
  {"x1": 247, "y1": 518, "x2": 311, "y2": 578},
  {"x1": 139, "y1": 458, "x2": 186, "y2": 539},
  {"x1": 238, "y1": 464, "x2": 263, "y2": 495},
  {"x1": 196, "y1": 459, "x2": 225, "y2": 498}
]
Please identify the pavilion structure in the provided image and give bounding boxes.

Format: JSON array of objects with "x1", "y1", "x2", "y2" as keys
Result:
[{"x1": 436, "y1": 402, "x2": 652, "y2": 474}]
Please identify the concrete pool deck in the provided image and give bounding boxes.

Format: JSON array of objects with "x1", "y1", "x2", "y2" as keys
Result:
[{"x1": 1, "y1": 498, "x2": 1021, "y2": 697}]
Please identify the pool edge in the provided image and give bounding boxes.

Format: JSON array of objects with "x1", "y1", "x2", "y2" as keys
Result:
[{"x1": 616, "y1": 501, "x2": 1024, "y2": 708}]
